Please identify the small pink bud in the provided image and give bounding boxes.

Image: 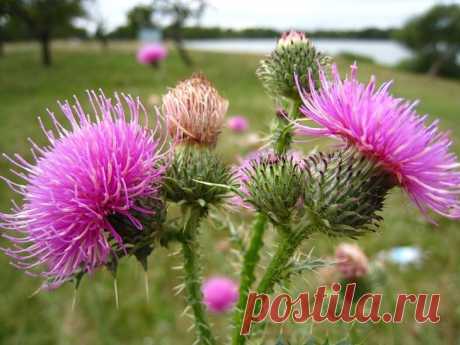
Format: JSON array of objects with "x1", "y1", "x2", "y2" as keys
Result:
[
  {"x1": 277, "y1": 30, "x2": 308, "y2": 47},
  {"x1": 202, "y1": 277, "x2": 238, "y2": 313},
  {"x1": 227, "y1": 116, "x2": 249, "y2": 133},
  {"x1": 335, "y1": 243, "x2": 369, "y2": 280}
]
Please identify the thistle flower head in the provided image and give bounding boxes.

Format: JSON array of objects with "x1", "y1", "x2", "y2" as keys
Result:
[
  {"x1": 1, "y1": 91, "x2": 166, "y2": 287},
  {"x1": 163, "y1": 146, "x2": 233, "y2": 207},
  {"x1": 202, "y1": 276, "x2": 238, "y2": 313},
  {"x1": 257, "y1": 31, "x2": 331, "y2": 101},
  {"x1": 277, "y1": 30, "x2": 309, "y2": 47},
  {"x1": 335, "y1": 243, "x2": 369, "y2": 280},
  {"x1": 232, "y1": 150, "x2": 305, "y2": 224},
  {"x1": 297, "y1": 63, "x2": 460, "y2": 220},
  {"x1": 137, "y1": 43, "x2": 168, "y2": 65},
  {"x1": 302, "y1": 149, "x2": 394, "y2": 237},
  {"x1": 162, "y1": 73, "x2": 228, "y2": 147}
]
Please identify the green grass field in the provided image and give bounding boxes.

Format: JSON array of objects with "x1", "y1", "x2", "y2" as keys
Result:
[{"x1": 0, "y1": 42, "x2": 459, "y2": 345}]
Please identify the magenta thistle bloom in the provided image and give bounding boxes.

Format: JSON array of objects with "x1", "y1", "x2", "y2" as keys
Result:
[
  {"x1": 1, "y1": 91, "x2": 166, "y2": 287},
  {"x1": 202, "y1": 276, "x2": 238, "y2": 313},
  {"x1": 297, "y1": 63, "x2": 460, "y2": 219},
  {"x1": 137, "y1": 43, "x2": 168, "y2": 65},
  {"x1": 227, "y1": 116, "x2": 249, "y2": 133}
]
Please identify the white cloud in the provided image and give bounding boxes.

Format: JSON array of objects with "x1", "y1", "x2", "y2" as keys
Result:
[{"x1": 86, "y1": 0, "x2": 460, "y2": 31}]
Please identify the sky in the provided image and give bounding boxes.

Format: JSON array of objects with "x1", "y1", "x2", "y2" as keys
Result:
[{"x1": 91, "y1": 0, "x2": 460, "y2": 32}]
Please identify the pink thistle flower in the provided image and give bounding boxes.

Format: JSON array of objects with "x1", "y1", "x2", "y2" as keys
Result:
[
  {"x1": 227, "y1": 116, "x2": 249, "y2": 133},
  {"x1": 296, "y1": 63, "x2": 460, "y2": 220},
  {"x1": 335, "y1": 243, "x2": 369, "y2": 280},
  {"x1": 0, "y1": 91, "x2": 167, "y2": 287},
  {"x1": 137, "y1": 43, "x2": 168, "y2": 66},
  {"x1": 202, "y1": 276, "x2": 238, "y2": 313}
]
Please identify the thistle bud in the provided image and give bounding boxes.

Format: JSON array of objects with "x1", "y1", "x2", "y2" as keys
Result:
[
  {"x1": 163, "y1": 146, "x2": 233, "y2": 208},
  {"x1": 162, "y1": 73, "x2": 228, "y2": 147},
  {"x1": 234, "y1": 150, "x2": 305, "y2": 225},
  {"x1": 257, "y1": 31, "x2": 331, "y2": 101},
  {"x1": 302, "y1": 148, "x2": 396, "y2": 238}
]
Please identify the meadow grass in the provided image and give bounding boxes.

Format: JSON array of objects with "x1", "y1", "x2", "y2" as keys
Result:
[{"x1": 0, "y1": 42, "x2": 459, "y2": 345}]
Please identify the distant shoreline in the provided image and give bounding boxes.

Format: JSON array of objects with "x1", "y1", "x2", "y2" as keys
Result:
[{"x1": 184, "y1": 38, "x2": 411, "y2": 66}]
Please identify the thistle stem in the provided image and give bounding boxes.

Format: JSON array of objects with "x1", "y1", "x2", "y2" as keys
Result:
[
  {"x1": 181, "y1": 206, "x2": 216, "y2": 345},
  {"x1": 257, "y1": 228, "x2": 303, "y2": 294},
  {"x1": 273, "y1": 99, "x2": 302, "y2": 155},
  {"x1": 232, "y1": 213, "x2": 268, "y2": 345}
]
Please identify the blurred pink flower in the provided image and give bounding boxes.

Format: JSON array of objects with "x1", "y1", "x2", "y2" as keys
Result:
[
  {"x1": 137, "y1": 44, "x2": 168, "y2": 66},
  {"x1": 227, "y1": 116, "x2": 249, "y2": 133},
  {"x1": 335, "y1": 243, "x2": 369, "y2": 280},
  {"x1": 202, "y1": 276, "x2": 238, "y2": 313}
]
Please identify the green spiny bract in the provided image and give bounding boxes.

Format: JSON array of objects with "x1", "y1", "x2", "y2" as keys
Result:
[
  {"x1": 107, "y1": 197, "x2": 167, "y2": 271},
  {"x1": 243, "y1": 153, "x2": 306, "y2": 225},
  {"x1": 163, "y1": 146, "x2": 233, "y2": 208},
  {"x1": 69, "y1": 197, "x2": 167, "y2": 287},
  {"x1": 257, "y1": 33, "x2": 331, "y2": 101},
  {"x1": 302, "y1": 148, "x2": 396, "y2": 238}
]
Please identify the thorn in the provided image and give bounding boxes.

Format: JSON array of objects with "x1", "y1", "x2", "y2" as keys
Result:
[
  {"x1": 144, "y1": 271, "x2": 150, "y2": 304},
  {"x1": 29, "y1": 286, "x2": 42, "y2": 298},
  {"x1": 114, "y1": 278, "x2": 119, "y2": 310},
  {"x1": 72, "y1": 288, "x2": 78, "y2": 312},
  {"x1": 181, "y1": 305, "x2": 192, "y2": 317}
]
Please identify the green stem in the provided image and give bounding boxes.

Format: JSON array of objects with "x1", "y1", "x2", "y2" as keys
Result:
[
  {"x1": 273, "y1": 121, "x2": 293, "y2": 156},
  {"x1": 273, "y1": 98, "x2": 302, "y2": 155},
  {"x1": 257, "y1": 228, "x2": 303, "y2": 294},
  {"x1": 232, "y1": 213, "x2": 268, "y2": 345},
  {"x1": 181, "y1": 206, "x2": 216, "y2": 345},
  {"x1": 239, "y1": 229, "x2": 305, "y2": 340}
]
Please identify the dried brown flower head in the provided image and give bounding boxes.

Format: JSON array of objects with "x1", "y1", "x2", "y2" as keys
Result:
[{"x1": 162, "y1": 73, "x2": 228, "y2": 146}]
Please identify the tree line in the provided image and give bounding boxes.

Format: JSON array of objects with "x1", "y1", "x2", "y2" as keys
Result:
[{"x1": 1, "y1": 1, "x2": 460, "y2": 78}]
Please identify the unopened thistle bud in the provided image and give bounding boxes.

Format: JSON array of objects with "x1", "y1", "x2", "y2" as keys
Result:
[
  {"x1": 257, "y1": 31, "x2": 331, "y2": 101},
  {"x1": 164, "y1": 146, "x2": 233, "y2": 208},
  {"x1": 234, "y1": 150, "x2": 305, "y2": 225},
  {"x1": 162, "y1": 73, "x2": 228, "y2": 147},
  {"x1": 302, "y1": 148, "x2": 396, "y2": 238}
]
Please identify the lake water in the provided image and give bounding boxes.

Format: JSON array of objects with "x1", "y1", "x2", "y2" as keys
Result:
[{"x1": 185, "y1": 38, "x2": 412, "y2": 66}]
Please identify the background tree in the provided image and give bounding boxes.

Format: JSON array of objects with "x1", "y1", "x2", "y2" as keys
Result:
[
  {"x1": 4, "y1": 0, "x2": 86, "y2": 66},
  {"x1": 153, "y1": 0, "x2": 208, "y2": 66},
  {"x1": 395, "y1": 4, "x2": 460, "y2": 78},
  {"x1": 0, "y1": 3, "x2": 6, "y2": 57},
  {"x1": 89, "y1": 1, "x2": 109, "y2": 49},
  {"x1": 94, "y1": 21, "x2": 108, "y2": 49},
  {"x1": 108, "y1": 5, "x2": 155, "y2": 40}
]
